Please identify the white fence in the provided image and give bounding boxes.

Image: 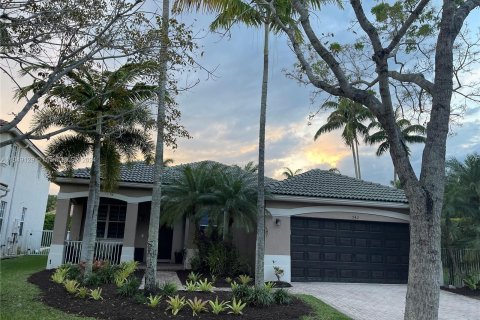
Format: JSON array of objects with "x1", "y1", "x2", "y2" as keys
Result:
[
  {"x1": 25, "y1": 230, "x2": 53, "y2": 255},
  {"x1": 63, "y1": 240, "x2": 123, "y2": 265}
]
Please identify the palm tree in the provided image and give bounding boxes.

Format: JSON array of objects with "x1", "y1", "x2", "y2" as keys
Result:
[
  {"x1": 31, "y1": 64, "x2": 155, "y2": 275},
  {"x1": 210, "y1": 167, "x2": 258, "y2": 241},
  {"x1": 366, "y1": 116, "x2": 426, "y2": 183},
  {"x1": 282, "y1": 167, "x2": 302, "y2": 179},
  {"x1": 161, "y1": 163, "x2": 218, "y2": 228},
  {"x1": 164, "y1": 158, "x2": 174, "y2": 167},
  {"x1": 314, "y1": 98, "x2": 372, "y2": 179}
]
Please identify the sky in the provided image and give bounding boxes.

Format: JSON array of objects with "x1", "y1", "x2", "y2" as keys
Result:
[{"x1": 1, "y1": 2, "x2": 479, "y2": 195}]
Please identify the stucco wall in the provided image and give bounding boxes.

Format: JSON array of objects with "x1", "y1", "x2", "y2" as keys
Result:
[{"x1": 0, "y1": 135, "x2": 49, "y2": 256}]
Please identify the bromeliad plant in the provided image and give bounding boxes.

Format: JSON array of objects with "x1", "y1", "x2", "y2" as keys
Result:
[
  {"x1": 146, "y1": 294, "x2": 162, "y2": 308},
  {"x1": 90, "y1": 287, "x2": 103, "y2": 300},
  {"x1": 187, "y1": 271, "x2": 201, "y2": 282},
  {"x1": 186, "y1": 297, "x2": 208, "y2": 316},
  {"x1": 166, "y1": 295, "x2": 186, "y2": 316},
  {"x1": 159, "y1": 281, "x2": 178, "y2": 297},
  {"x1": 227, "y1": 298, "x2": 247, "y2": 315},
  {"x1": 76, "y1": 286, "x2": 89, "y2": 299},
  {"x1": 51, "y1": 266, "x2": 70, "y2": 284},
  {"x1": 208, "y1": 297, "x2": 229, "y2": 315},
  {"x1": 64, "y1": 279, "x2": 79, "y2": 294},
  {"x1": 185, "y1": 280, "x2": 198, "y2": 292},
  {"x1": 197, "y1": 278, "x2": 214, "y2": 292},
  {"x1": 238, "y1": 274, "x2": 252, "y2": 285}
]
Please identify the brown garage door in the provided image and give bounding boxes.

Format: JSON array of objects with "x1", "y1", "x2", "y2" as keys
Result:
[{"x1": 291, "y1": 217, "x2": 409, "y2": 283}]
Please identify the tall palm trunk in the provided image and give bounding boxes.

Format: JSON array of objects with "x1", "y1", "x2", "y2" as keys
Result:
[
  {"x1": 351, "y1": 144, "x2": 359, "y2": 179},
  {"x1": 81, "y1": 111, "x2": 102, "y2": 276},
  {"x1": 222, "y1": 210, "x2": 230, "y2": 241},
  {"x1": 255, "y1": 16, "x2": 269, "y2": 288},
  {"x1": 145, "y1": 0, "x2": 169, "y2": 292},
  {"x1": 355, "y1": 140, "x2": 361, "y2": 179}
]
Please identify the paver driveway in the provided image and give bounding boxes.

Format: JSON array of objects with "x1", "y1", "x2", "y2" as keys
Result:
[{"x1": 291, "y1": 283, "x2": 480, "y2": 320}]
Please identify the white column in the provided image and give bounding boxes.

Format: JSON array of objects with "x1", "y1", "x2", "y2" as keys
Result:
[
  {"x1": 46, "y1": 198, "x2": 71, "y2": 269},
  {"x1": 120, "y1": 203, "x2": 138, "y2": 262}
]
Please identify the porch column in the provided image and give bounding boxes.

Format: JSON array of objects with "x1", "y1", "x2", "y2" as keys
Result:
[
  {"x1": 69, "y1": 204, "x2": 83, "y2": 241},
  {"x1": 120, "y1": 202, "x2": 138, "y2": 262},
  {"x1": 46, "y1": 198, "x2": 71, "y2": 269}
]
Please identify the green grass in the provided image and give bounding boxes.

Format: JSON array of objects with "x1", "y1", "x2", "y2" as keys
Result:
[
  {"x1": 0, "y1": 255, "x2": 92, "y2": 320},
  {"x1": 298, "y1": 294, "x2": 352, "y2": 320}
]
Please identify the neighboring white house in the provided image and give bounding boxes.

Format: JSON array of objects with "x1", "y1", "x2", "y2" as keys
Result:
[{"x1": 0, "y1": 119, "x2": 50, "y2": 257}]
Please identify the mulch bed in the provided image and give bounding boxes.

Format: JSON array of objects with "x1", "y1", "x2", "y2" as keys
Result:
[
  {"x1": 176, "y1": 270, "x2": 292, "y2": 288},
  {"x1": 29, "y1": 270, "x2": 309, "y2": 320},
  {"x1": 441, "y1": 286, "x2": 480, "y2": 300}
]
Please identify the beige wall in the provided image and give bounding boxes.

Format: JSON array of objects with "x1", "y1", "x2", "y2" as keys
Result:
[{"x1": 265, "y1": 216, "x2": 290, "y2": 255}]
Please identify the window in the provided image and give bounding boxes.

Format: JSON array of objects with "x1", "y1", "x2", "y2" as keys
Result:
[
  {"x1": 19, "y1": 207, "x2": 26, "y2": 236},
  {"x1": 8, "y1": 144, "x2": 18, "y2": 166},
  {"x1": 96, "y1": 204, "x2": 126, "y2": 239},
  {"x1": 0, "y1": 201, "x2": 6, "y2": 234}
]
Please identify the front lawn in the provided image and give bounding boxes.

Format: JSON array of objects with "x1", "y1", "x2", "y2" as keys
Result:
[
  {"x1": 0, "y1": 255, "x2": 91, "y2": 320},
  {"x1": 0, "y1": 256, "x2": 350, "y2": 320}
]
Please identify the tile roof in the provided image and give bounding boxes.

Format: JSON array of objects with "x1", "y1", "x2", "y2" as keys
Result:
[
  {"x1": 267, "y1": 169, "x2": 408, "y2": 203},
  {"x1": 58, "y1": 160, "x2": 277, "y2": 185},
  {"x1": 59, "y1": 161, "x2": 407, "y2": 204}
]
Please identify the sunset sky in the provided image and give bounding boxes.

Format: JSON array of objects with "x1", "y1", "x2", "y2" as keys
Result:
[{"x1": 1, "y1": 4, "x2": 479, "y2": 195}]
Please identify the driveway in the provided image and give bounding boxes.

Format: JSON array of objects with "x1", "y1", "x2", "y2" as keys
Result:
[{"x1": 291, "y1": 283, "x2": 480, "y2": 320}]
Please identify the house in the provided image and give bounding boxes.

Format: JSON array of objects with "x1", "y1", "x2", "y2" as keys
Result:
[
  {"x1": 0, "y1": 120, "x2": 50, "y2": 257},
  {"x1": 47, "y1": 160, "x2": 410, "y2": 284}
]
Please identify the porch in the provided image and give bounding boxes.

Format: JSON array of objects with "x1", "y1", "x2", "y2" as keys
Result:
[{"x1": 46, "y1": 194, "x2": 196, "y2": 269}]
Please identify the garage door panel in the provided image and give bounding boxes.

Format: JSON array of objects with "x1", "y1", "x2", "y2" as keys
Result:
[{"x1": 291, "y1": 217, "x2": 409, "y2": 283}]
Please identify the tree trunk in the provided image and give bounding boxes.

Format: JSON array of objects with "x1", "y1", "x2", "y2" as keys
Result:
[
  {"x1": 222, "y1": 210, "x2": 230, "y2": 241},
  {"x1": 351, "y1": 144, "x2": 359, "y2": 179},
  {"x1": 81, "y1": 111, "x2": 102, "y2": 277},
  {"x1": 355, "y1": 140, "x2": 361, "y2": 179},
  {"x1": 254, "y1": 17, "x2": 269, "y2": 288},
  {"x1": 145, "y1": 0, "x2": 169, "y2": 292}
]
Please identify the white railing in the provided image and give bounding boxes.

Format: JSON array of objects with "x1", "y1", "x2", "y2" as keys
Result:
[{"x1": 63, "y1": 240, "x2": 123, "y2": 265}]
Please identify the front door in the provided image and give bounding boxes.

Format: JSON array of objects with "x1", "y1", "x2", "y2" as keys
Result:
[{"x1": 158, "y1": 225, "x2": 173, "y2": 260}]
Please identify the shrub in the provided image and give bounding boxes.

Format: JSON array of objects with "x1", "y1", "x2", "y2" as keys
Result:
[
  {"x1": 90, "y1": 287, "x2": 103, "y2": 300},
  {"x1": 232, "y1": 284, "x2": 254, "y2": 304},
  {"x1": 159, "y1": 281, "x2": 178, "y2": 297},
  {"x1": 273, "y1": 288, "x2": 292, "y2": 305},
  {"x1": 76, "y1": 286, "x2": 89, "y2": 299},
  {"x1": 186, "y1": 297, "x2": 208, "y2": 316},
  {"x1": 209, "y1": 297, "x2": 229, "y2": 315},
  {"x1": 96, "y1": 262, "x2": 118, "y2": 284},
  {"x1": 252, "y1": 286, "x2": 274, "y2": 307},
  {"x1": 119, "y1": 261, "x2": 138, "y2": 276},
  {"x1": 166, "y1": 295, "x2": 186, "y2": 316},
  {"x1": 146, "y1": 294, "x2": 162, "y2": 308},
  {"x1": 227, "y1": 298, "x2": 247, "y2": 315},
  {"x1": 197, "y1": 278, "x2": 214, "y2": 292},
  {"x1": 133, "y1": 293, "x2": 148, "y2": 304},
  {"x1": 65, "y1": 264, "x2": 82, "y2": 281},
  {"x1": 64, "y1": 279, "x2": 79, "y2": 294},
  {"x1": 273, "y1": 266, "x2": 284, "y2": 282},
  {"x1": 117, "y1": 277, "x2": 140, "y2": 297},
  {"x1": 83, "y1": 273, "x2": 102, "y2": 286}
]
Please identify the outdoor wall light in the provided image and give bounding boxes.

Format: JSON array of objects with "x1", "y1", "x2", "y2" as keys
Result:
[{"x1": 275, "y1": 218, "x2": 281, "y2": 226}]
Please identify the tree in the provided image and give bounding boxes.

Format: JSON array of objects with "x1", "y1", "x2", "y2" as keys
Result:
[
  {"x1": 32, "y1": 63, "x2": 156, "y2": 276},
  {"x1": 366, "y1": 115, "x2": 426, "y2": 182},
  {"x1": 261, "y1": 0, "x2": 480, "y2": 318},
  {"x1": 164, "y1": 158, "x2": 175, "y2": 167},
  {"x1": 45, "y1": 195, "x2": 57, "y2": 213},
  {"x1": 314, "y1": 98, "x2": 372, "y2": 179},
  {"x1": 210, "y1": 167, "x2": 258, "y2": 241},
  {"x1": 282, "y1": 167, "x2": 302, "y2": 179},
  {"x1": 0, "y1": 0, "x2": 147, "y2": 146},
  {"x1": 173, "y1": 0, "x2": 335, "y2": 287},
  {"x1": 43, "y1": 213, "x2": 55, "y2": 230}
]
